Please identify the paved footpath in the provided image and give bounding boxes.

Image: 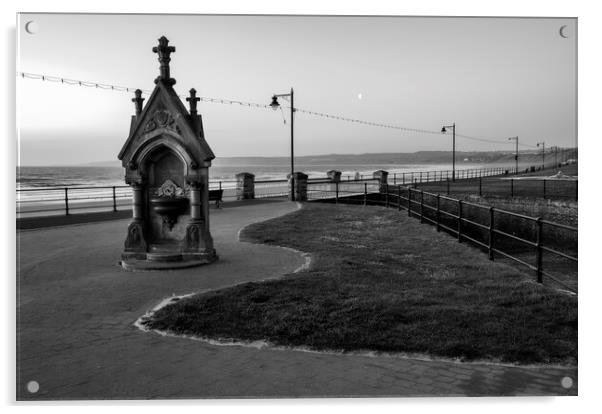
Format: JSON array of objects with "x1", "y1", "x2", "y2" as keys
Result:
[{"x1": 17, "y1": 201, "x2": 577, "y2": 400}]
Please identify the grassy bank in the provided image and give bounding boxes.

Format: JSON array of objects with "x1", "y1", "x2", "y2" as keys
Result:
[
  {"x1": 414, "y1": 163, "x2": 578, "y2": 201},
  {"x1": 144, "y1": 203, "x2": 577, "y2": 364}
]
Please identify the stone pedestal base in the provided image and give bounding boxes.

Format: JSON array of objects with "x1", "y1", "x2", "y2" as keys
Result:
[{"x1": 121, "y1": 249, "x2": 217, "y2": 271}]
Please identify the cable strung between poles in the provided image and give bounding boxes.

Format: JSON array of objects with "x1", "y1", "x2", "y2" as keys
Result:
[{"x1": 18, "y1": 71, "x2": 538, "y2": 148}]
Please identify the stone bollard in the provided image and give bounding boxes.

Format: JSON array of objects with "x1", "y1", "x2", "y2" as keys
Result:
[
  {"x1": 288, "y1": 172, "x2": 308, "y2": 201},
  {"x1": 327, "y1": 169, "x2": 342, "y2": 183},
  {"x1": 373, "y1": 170, "x2": 389, "y2": 193},
  {"x1": 235, "y1": 172, "x2": 255, "y2": 200}
]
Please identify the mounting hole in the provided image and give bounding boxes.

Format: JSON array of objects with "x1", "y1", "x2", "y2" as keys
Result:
[
  {"x1": 25, "y1": 21, "x2": 39, "y2": 35},
  {"x1": 26, "y1": 380, "x2": 39, "y2": 393},
  {"x1": 561, "y1": 376, "x2": 573, "y2": 389}
]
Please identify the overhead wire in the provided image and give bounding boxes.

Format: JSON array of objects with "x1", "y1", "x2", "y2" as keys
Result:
[{"x1": 18, "y1": 71, "x2": 540, "y2": 149}]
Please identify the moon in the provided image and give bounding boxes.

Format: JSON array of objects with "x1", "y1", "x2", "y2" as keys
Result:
[
  {"x1": 25, "y1": 21, "x2": 39, "y2": 35},
  {"x1": 357, "y1": 93, "x2": 363, "y2": 100},
  {"x1": 559, "y1": 25, "x2": 569, "y2": 38}
]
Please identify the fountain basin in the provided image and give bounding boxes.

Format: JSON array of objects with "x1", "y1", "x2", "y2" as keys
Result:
[{"x1": 150, "y1": 196, "x2": 189, "y2": 229}]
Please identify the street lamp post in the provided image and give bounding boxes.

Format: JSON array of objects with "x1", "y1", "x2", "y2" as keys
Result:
[
  {"x1": 508, "y1": 136, "x2": 519, "y2": 174},
  {"x1": 270, "y1": 88, "x2": 295, "y2": 201},
  {"x1": 537, "y1": 141, "x2": 545, "y2": 170},
  {"x1": 441, "y1": 123, "x2": 456, "y2": 181}
]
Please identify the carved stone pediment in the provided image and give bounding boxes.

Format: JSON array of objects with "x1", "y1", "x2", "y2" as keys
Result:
[{"x1": 144, "y1": 110, "x2": 177, "y2": 133}]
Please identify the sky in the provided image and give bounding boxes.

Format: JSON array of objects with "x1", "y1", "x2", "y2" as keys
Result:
[{"x1": 17, "y1": 13, "x2": 577, "y2": 166}]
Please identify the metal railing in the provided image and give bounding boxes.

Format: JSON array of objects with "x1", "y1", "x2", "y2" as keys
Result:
[
  {"x1": 309, "y1": 182, "x2": 577, "y2": 294},
  {"x1": 15, "y1": 177, "x2": 375, "y2": 217},
  {"x1": 338, "y1": 166, "x2": 512, "y2": 183},
  {"x1": 414, "y1": 176, "x2": 578, "y2": 201},
  {"x1": 16, "y1": 179, "x2": 292, "y2": 217},
  {"x1": 387, "y1": 166, "x2": 511, "y2": 185},
  {"x1": 16, "y1": 185, "x2": 132, "y2": 217},
  {"x1": 307, "y1": 178, "x2": 380, "y2": 202}
]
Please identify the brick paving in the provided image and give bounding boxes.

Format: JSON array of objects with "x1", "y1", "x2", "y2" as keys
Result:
[{"x1": 16, "y1": 200, "x2": 577, "y2": 400}]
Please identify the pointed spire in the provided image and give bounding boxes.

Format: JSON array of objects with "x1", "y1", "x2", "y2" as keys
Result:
[
  {"x1": 132, "y1": 89, "x2": 145, "y2": 116},
  {"x1": 186, "y1": 88, "x2": 200, "y2": 115},
  {"x1": 152, "y1": 36, "x2": 176, "y2": 85}
]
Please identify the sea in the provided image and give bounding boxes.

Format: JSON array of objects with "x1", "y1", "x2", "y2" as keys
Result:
[{"x1": 16, "y1": 162, "x2": 494, "y2": 190}]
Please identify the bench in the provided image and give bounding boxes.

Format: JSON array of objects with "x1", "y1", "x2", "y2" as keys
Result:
[{"x1": 208, "y1": 189, "x2": 223, "y2": 208}]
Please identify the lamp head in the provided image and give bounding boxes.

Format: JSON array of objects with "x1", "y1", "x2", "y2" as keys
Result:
[
  {"x1": 270, "y1": 95, "x2": 280, "y2": 111},
  {"x1": 441, "y1": 127, "x2": 447, "y2": 133}
]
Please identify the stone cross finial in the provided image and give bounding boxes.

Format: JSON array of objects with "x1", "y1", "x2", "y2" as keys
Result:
[
  {"x1": 132, "y1": 89, "x2": 145, "y2": 116},
  {"x1": 152, "y1": 36, "x2": 176, "y2": 85},
  {"x1": 186, "y1": 88, "x2": 200, "y2": 115}
]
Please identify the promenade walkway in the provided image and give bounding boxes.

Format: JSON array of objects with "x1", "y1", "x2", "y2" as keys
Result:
[{"x1": 17, "y1": 200, "x2": 576, "y2": 399}]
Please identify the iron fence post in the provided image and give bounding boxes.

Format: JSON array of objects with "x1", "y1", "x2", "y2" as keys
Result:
[
  {"x1": 402, "y1": 172, "x2": 406, "y2": 185},
  {"x1": 219, "y1": 181, "x2": 222, "y2": 191},
  {"x1": 64, "y1": 188, "x2": 69, "y2": 215},
  {"x1": 112, "y1": 186, "x2": 117, "y2": 212},
  {"x1": 385, "y1": 184, "x2": 389, "y2": 208},
  {"x1": 363, "y1": 182, "x2": 367, "y2": 206},
  {"x1": 479, "y1": 176, "x2": 482, "y2": 197},
  {"x1": 420, "y1": 190, "x2": 424, "y2": 223},
  {"x1": 335, "y1": 181, "x2": 339, "y2": 204},
  {"x1": 543, "y1": 179, "x2": 546, "y2": 199},
  {"x1": 536, "y1": 217, "x2": 543, "y2": 283},
  {"x1": 436, "y1": 194, "x2": 440, "y2": 232},
  {"x1": 393, "y1": 173, "x2": 397, "y2": 186},
  {"x1": 408, "y1": 188, "x2": 412, "y2": 217},
  {"x1": 511, "y1": 179, "x2": 514, "y2": 198},
  {"x1": 426, "y1": 171, "x2": 430, "y2": 182},
  {"x1": 457, "y1": 200, "x2": 462, "y2": 242},
  {"x1": 398, "y1": 185, "x2": 402, "y2": 211},
  {"x1": 446, "y1": 178, "x2": 450, "y2": 195},
  {"x1": 488, "y1": 207, "x2": 494, "y2": 260}
]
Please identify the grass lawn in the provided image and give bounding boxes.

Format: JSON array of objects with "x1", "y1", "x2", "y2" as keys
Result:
[{"x1": 144, "y1": 203, "x2": 577, "y2": 364}]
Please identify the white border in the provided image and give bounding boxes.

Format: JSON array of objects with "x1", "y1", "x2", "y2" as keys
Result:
[{"x1": 4, "y1": 1, "x2": 600, "y2": 413}]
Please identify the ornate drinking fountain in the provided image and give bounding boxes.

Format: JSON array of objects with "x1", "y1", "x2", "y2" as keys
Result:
[{"x1": 118, "y1": 36, "x2": 217, "y2": 270}]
